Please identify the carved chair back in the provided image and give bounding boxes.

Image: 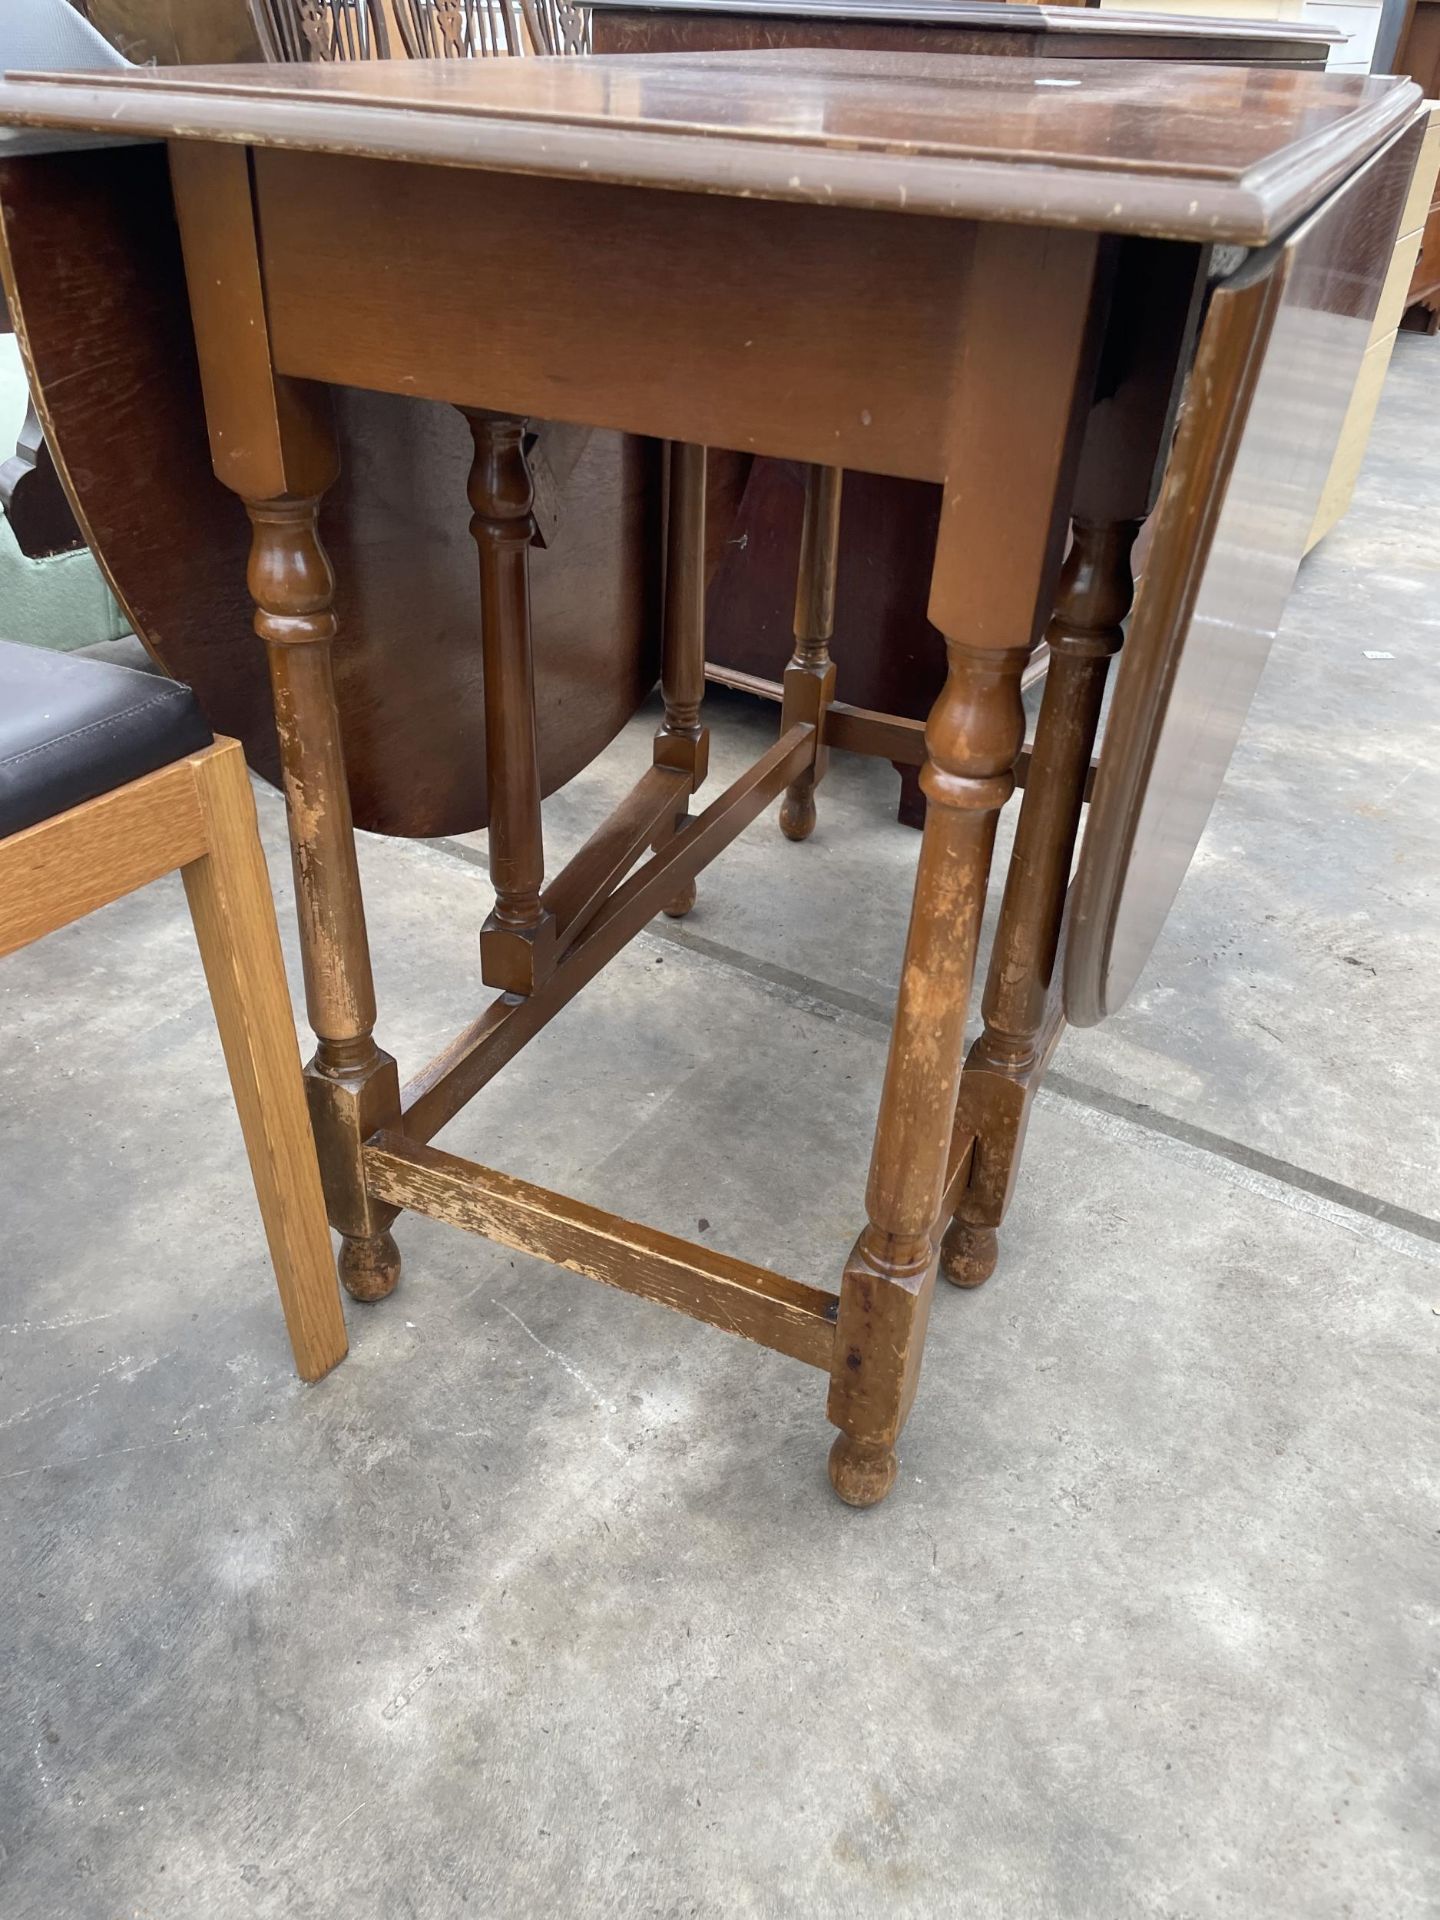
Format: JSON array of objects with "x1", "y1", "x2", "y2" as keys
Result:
[
  {"x1": 394, "y1": 0, "x2": 590, "y2": 55},
  {"x1": 395, "y1": 0, "x2": 527, "y2": 57},
  {"x1": 248, "y1": 0, "x2": 391, "y2": 62},
  {"x1": 249, "y1": 0, "x2": 590, "y2": 61},
  {"x1": 520, "y1": 0, "x2": 590, "y2": 53}
]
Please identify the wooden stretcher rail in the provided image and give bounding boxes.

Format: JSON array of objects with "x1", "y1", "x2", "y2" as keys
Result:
[
  {"x1": 402, "y1": 724, "x2": 815, "y2": 1143},
  {"x1": 825, "y1": 699, "x2": 926, "y2": 766},
  {"x1": 939, "y1": 1128, "x2": 978, "y2": 1224},
  {"x1": 364, "y1": 1132, "x2": 840, "y2": 1369},
  {"x1": 542, "y1": 761, "x2": 691, "y2": 955},
  {"x1": 707, "y1": 660, "x2": 1058, "y2": 783}
]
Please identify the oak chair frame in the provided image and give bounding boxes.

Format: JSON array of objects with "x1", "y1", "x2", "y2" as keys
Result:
[{"x1": 0, "y1": 734, "x2": 349, "y2": 1384}]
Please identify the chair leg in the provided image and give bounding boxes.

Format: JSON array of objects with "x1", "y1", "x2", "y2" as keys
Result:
[{"x1": 181, "y1": 739, "x2": 348, "y2": 1383}]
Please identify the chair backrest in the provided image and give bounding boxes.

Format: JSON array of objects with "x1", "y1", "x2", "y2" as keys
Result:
[
  {"x1": 249, "y1": 0, "x2": 589, "y2": 62},
  {"x1": 248, "y1": 0, "x2": 391, "y2": 62},
  {"x1": 394, "y1": 0, "x2": 527, "y2": 57},
  {"x1": 523, "y1": 0, "x2": 589, "y2": 54}
]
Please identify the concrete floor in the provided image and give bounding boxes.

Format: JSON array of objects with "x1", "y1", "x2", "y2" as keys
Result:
[{"x1": 2, "y1": 337, "x2": 1437, "y2": 1919}]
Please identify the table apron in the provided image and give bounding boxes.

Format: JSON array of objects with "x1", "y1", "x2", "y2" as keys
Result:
[{"x1": 249, "y1": 146, "x2": 984, "y2": 481}]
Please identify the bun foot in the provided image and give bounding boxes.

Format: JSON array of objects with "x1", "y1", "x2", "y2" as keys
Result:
[
  {"x1": 827, "y1": 1433, "x2": 898, "y2": 1508},
  {"x1": 661, "y1": 876, "x2": 697, "y2": 919},
  {"x1": 779, "y1": 784, "x2": 817, "y2": 842},
  {"x1": 940, "y1": 1219, "x2": 998, "y2": 1290},
  {"x1": 339, "y1": 1228, "x2": 402, "y2": 1303}
]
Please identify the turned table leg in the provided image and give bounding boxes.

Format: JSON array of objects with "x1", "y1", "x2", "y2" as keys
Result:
[
  {"x1": 826, "y1": 223, "x2": 1110, "y2": 1506},
  {"x1": 464, "y1": 409, "x2": 557, "y2": 993},
  {"x1": 653, "y1": 441, "x2": 710, "y2": 918},
  {"x1": 168, "y1": 141, "x2": 405, "y2": 1305},
  {"x1": 779, "y1": 463, "x2": 841, "y2": 842},
  {"x1": 827, "y1": 631, "x2": 1029, "y2": 1507},
  {"x1": 247, "y1": 495, "x2": 404, "y2": 1303},
  {"x1": 940, "y1": 519, "x2": 1137, "y2": 1290}
]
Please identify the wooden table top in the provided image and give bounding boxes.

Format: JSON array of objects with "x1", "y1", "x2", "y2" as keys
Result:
[
  {"x1": 587, "y1": 0, "x2": 1343, "y2": 51},
  {"x1": 0, "y1": 52, "x2": 1417, "y2": 244}
]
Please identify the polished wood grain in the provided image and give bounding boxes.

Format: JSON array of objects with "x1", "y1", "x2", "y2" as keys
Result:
[
  {"x1": 253, "y1": 150, "x2": 975, "y2": 480},
  {"x1": 0, "y1": 55, "x2": 1417, "y2": 244},
  {"x1": 0, "y1": 739, "x2": 347, "y2": 1383},
  {"x1": 1066, "y1": 121, "x2": 1424, "y2": 1028}
]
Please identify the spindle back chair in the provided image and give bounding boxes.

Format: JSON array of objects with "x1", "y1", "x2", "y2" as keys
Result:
[{"x1": 249, "y1": 0, "x2": 391, "y2": 62}]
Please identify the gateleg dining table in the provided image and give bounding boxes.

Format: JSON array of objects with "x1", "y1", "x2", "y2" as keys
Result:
[{"x1": 0, "y1": 50, "x2": 1423, "y2": 1505}]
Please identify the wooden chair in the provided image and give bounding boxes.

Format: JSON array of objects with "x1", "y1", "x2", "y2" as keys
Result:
[
  {"x1": 393, "y1": 0, "x2": 531, "y2": 57},
  {"x1": 0, "y1": 641, "x2": 348, "y2": 1383},
  {"x1": 248, "y1": 0, "x2": 391, "y2": 62},
  {"x1": 249, "y1": 0, "x2": 589, "y2": 65},
  {"x1": 519, "y1": 0, "x2": 590, "y2": 54}
]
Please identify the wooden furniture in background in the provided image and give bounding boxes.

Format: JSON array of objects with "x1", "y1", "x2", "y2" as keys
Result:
[
  {"x1": 0, "y1": 643, "x2": 346, "y2": 1382},
  {"x1": 249, "y1": 0, "x2": 391, "y2": 60},
  {"x1": 1309, "y1": 99, "x2": 1440, "y2": 544},
  {"x1": 1397, "y1": 0, "x2": 1440, "y2": 326},
  {"x1": 67, "y1": 0, "x2": 264, "y2": 62},
  {"x1": 591, "y1": 0, "x2": 1342, "y2": 829},
  {"x1": 247, "y1": 0, "x2": 589, "y2": 58},
  {"x1": 393, "y1": 0, "x2": 528, "y2": 55},
  {"x1": 590, "y1": 0, "x2": 1338, "y2": 61},
  {"x1": 0, "y1": 51, "x2": 1420, "y2": 1506}
]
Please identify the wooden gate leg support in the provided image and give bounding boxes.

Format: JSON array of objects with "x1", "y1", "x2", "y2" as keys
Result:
[
  {"x1": 465, "y1": 408, "x2": 557, "y2": 994},
  {"x1": 779, "y1": 463, "x2": 841, "y2": 841},
  {"x1": 941, "y1": 518, "x2": 1137, "y2": 1290},
  {"x1": 247, "y1": 495, "x2": 404, "y2": 1302},
  {"x1": 827, "y1": 636, "x2": 1027, "y2": 1506},
  {"x1": 653, "y1": 441, "x2": 710, "y2": 918},
  {"x1": 935, "y1": 227, "x2": 1210, "y2": 1292}
]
